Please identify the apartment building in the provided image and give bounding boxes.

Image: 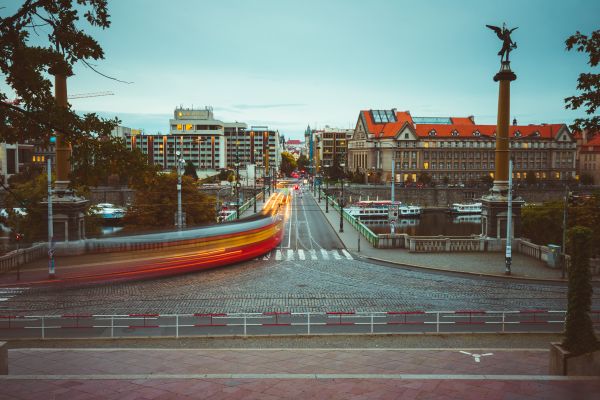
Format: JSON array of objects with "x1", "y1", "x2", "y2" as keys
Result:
[{"x1": 347, "y1": 109, "x2": 577, "y2": 184}]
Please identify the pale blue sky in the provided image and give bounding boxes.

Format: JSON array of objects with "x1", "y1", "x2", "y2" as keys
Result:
[{"x1": 6, "y1": 0, "x2": 600, "y2": 139}]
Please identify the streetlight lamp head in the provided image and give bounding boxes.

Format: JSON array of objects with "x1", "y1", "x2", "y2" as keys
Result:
[{"x1": 176, "y1": 151, "x2": 181, "y2": 157}]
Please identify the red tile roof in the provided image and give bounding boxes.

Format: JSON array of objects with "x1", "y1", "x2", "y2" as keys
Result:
[
  {"x1": 362, "y1": 110, "x2": 413, "y2": 138},
  {"x1": 360, "y1": 110, "x2": 566, "y2": 140},
  {"x1": 581, "y1": 134, "x2": 600, "y2": 152}
]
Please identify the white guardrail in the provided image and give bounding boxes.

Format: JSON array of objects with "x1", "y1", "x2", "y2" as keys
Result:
[{"x1": 1, "y1": 309, "x2": 599, "y2": 339}]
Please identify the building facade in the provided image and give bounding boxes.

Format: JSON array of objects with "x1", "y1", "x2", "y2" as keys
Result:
[
  {"x1": 348, "y1": 109, "x2": 577, "y2": 184},
  {"x1": 578, "y1": 133, "x2": 600, "y2": 184},
  {"x1": 309, "y1": 126, "x2": 352, "y2": 173},
  {"x1": 124, "y1": 107, "x2": 280, "y2": 173}
]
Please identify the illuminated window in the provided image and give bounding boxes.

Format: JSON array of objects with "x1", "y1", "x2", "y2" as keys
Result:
[
  {"x1": 186, "y1": 124, "x2": 193, "y2": 130},
  {"x1": 423, "y1": 162, "x2": 429, "y2": 170},
  {"x1": 176, "y1": 124, "x2": 183, "y2": 130},
  {"x1": 424, "y1": 142, "x2": 429, "y2": 148}
]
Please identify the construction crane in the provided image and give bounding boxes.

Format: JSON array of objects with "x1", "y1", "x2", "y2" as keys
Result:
[{"x1": 68, "y1": 91, "x2": 114, "y2": 99}]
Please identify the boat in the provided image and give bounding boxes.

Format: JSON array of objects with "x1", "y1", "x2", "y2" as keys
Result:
[
  {"x1": 346, "y1": 200, "x2": 422, "y2": 220},
  {"x1": 452, "y1": 214, "x2": 482, "y2": 224},
  {"x1": 448, "y1": 202, "x2": 482, "y2": 214},
  {"x1": 90, "y1": 203, "x2": 126, "y2": 220}
]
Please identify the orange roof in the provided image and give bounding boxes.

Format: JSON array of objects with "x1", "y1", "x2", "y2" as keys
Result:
[
  {"x1": 360, "y1": 109, "x2": 566, "y2": 140},
  {"x1": 450, "y1": 117, "x2": 474, "y2": 125},
  {"x1": 361, "y1": 110, "x2": 413, "y2": 138},
  {"x1": 581, "y1": 134, "x2": 600, "y2": 151}
]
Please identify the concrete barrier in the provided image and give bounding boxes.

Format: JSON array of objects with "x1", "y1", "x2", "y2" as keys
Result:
[{"x1": 0, "y1": 341, "x2": 7, "y2": 374}]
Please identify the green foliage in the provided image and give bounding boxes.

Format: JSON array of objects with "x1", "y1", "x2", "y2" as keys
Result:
[
  {"x1": 417, "y1": 172, "x2": 432, "y2": 185},
  {"x1": 296, "y1": 155, "x2": 309, "y2": 171},
  {"x1": 521, "y1": 193, "x2": 600, "y2": 256},
  {"x1": 525, "y1": 173, "x2": 537, "y2": 186},
  {"x1": 183, "y1": 160, "x2": 198, "y2": 180},
  {"x1": 565, "y1": 29, "x2": 600, "y2": 134},
  {"x1": 280, "y1": 152, "x2": 297, "y2": 176},
  {"x1": 580, "y1": 173, "x2": 594, "y2": 186},
  {"x1": 0, "y1": 0, "x2": 118, "y2": 144},
  {"x1": 70, "y1": 136, "x2": 160, "y2": 190},
  {"x1": 2, "y1": 174, "x2": 48, "y2": 243},
  {"x1": 122, "y1": 173, "x2": 216, "y2": 231},
  {"x1": 562, "y1": 226, "x2": 599, "y2": 355},
  {"x1": 521, "y1": 201, "x2": 563, "y2": 246},
  {"x1": 349, "y1": 169, "x2": 365, "y2": 184}
]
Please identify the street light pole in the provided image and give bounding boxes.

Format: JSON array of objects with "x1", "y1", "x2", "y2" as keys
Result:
[
  {"x1": 325, "y1": 166, "x2": 329, "y2": 213},
  {"x1": 47, "y1": 157, "x2": 55, "y2": 279},
  {"x1": 176, "y1": 151, "x2": 184, "y2": 230},
  {"x1": 339, "y1": 162, "x2": 345, "y2": 233},
  {"x1": 253, "y1": 162, "x2": 257, "y2": 213},
  {"x1": 505, "y1": 158, "x2": 513, "y2": 275},
  {"x1": 235, "y1": 158, "x2": 241, "y2": 220}
]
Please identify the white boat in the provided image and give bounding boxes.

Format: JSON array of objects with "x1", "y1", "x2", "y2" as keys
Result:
[
  {"x1": 452, "y1": 214, "x2": 482, "y2": 224},
  {"x1": 449, "y1": 202, "x2": 482, "y2": 214},
  {"x1": 91, "y1": 203, "x2": 126, "y2": 220},
  {"x1": 346, "y1": 200, "x2": 422, "y2": 220}
]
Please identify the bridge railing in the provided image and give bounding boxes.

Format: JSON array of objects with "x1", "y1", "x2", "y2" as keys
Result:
[
  {"x1": 0, "y1": 309, "x2": 591, "y2": 340},
  {"x1": 321, "y1": 190, "x2": 379, "y2": 247}
]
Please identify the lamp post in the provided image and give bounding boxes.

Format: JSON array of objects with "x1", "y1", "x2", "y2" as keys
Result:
[
  {"x1": 47, "y1": 157, "x2": 55, "y2": 279},
  {"x1": 325, "y1": 164, "x2": 330, "y2": 213},
  {"x1": 339, "y1": 162, "x2": 345, "y2": 233},
  {"x1": 234, "y1": 158, "x2": 241, "y2": 220},
  {"x1": 176, "y1": 150, "x2": 185, "y2": 230},
  {"x1": 253, "y1": 154, "x2": 257, "y2": 214}
]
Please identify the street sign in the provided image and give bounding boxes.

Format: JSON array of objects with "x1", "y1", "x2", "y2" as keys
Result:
[{"x1": 388, "y1": 204, "x2": 399, "y2": 222}]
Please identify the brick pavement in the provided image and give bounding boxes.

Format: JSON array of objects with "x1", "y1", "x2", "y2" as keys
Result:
[
  {"x1": 311, "y1": 191, "x2": 573, "y2": 281},
  {"x1": 2, "y1": 347, "x2": 599, "y2": 399}
]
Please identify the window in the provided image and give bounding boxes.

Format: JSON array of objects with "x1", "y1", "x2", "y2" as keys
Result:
[
  {"x1": 429, "y1": 129, "x2": 437, "y2": 137},
  {"x1": 404, "y1": 133, "x2": 409, "y2": 139},
  {"x1": 451, "y1": 129, "x2": 460, "y2": 137}
]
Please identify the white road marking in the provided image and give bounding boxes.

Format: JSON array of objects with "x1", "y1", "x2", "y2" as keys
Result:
[
  {"x1": 287, "y1": 249, "x2": 294, "y2": 261},
  {"x1": 298, "y1": 249, "x2": 305, "y2": 260},
  {"x1": 320, "y1": 249, "x2": 329, "y2": 260},
  {"x1": 310, "y1": 250, "x2": 318, "y2": 260},
  {"x1": 275, "y1": 250, "x2": 283, "y2": 261},
  {"x1": 331, "y1": 250, "x2": 342, "y2": 260},
  {"x1": 342, "y1": 250, "x2": 353, "y2": 260},
  {"x1": 459, "y1": 351, "x2": 494, "y2": 363}
]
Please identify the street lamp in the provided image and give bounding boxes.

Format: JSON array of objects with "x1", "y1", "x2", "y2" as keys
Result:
[
  {"x1": 339, "y1": 162, "x2": 345, "y2": 233},
  {"x1": 324, "y1": 163, "x2": 330, "y2": 213},
  {"x1": 234, "y1": 158, "x2": 241, "y2": 220},
  {"x1": 176, "y1": 150, "x2": 185, "y2": 230}
]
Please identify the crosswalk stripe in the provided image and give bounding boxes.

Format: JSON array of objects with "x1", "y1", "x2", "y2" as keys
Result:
[
  {"x1": 298, "y1": 249, "x2": 305, "y2": 260},
  {"x1": 332, "y1": 250, "x2": 342, "y2": 260},
  {"x1": 320, "y1": 249, "x2": 329, "y2": 260},
  {"x1": 275, "y1": 250, "x2": 282, "y2": 261},
  {"x1": 287, "y1": 249, "x2": 294, "y2": 261},
  {"x1": 310, "y1": 250, "x2": 318, "y2": 260},
  {"x1": 342, "y1": 250, "x2": 353, "y2": 260}
]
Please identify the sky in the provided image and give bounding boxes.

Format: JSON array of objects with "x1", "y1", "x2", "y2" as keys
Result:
[{"x1": 4, "y1": 0, "x2": 600, "y2": 139}]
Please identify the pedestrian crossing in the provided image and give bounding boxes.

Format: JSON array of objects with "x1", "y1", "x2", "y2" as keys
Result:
[
  {"x1": 265, "y1": 249, "x2": 353, "y2": 262},
  {"x1": 0, "y1": 287, "x2": 28, "y2": 308}
]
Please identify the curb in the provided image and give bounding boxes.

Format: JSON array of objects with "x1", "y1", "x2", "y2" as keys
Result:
[
  {"x1": 362, "y1": 256, "x2": 568, "y2": 285},
  {"x1": 308, "y1": 192, "x2": 570, "y2": 284}
]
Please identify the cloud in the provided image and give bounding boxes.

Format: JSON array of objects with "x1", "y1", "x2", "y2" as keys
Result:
[{"x1": 231, "y1": 103, "x2": 306, "y2": 110}]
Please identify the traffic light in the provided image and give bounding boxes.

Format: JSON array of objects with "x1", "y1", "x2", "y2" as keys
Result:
[{"x1": 15, "y1": 233, "x2": 24, "y2": 241}]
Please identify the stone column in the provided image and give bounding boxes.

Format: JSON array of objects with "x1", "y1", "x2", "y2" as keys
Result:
[{"x1": 481, "y1": 61, "x2": 523, "y2": 239}]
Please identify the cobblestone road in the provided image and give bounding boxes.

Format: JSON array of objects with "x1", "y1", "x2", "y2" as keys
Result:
[{"x1": 1, "y1": 188, "x2": 596, "y2": 316}]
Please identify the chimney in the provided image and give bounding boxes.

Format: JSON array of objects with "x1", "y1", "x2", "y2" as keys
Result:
[
  {"x1": 468, "y1": 115, "x2": 475, "y2": 124},
  {"x1": 512, "y1": 117, "x2": 517, "y2": 126}
]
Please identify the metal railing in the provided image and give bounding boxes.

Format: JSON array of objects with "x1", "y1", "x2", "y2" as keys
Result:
[
  {"x1": 226, "y1": 192, "x2": 263, "y2": 221},
  {"x1": 321, "y1": 190, "x2": 379, "y2": 247},
  {"x1": 1, "y1": 309, "x2": 596, "y2": 340}
]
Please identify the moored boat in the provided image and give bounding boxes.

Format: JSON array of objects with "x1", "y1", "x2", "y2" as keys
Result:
[
  {"x1": 448, "y1": 202, "x2": 482, "y2": 214},
  {"x1": 346, "y1": 200, "x2": 422, "y2": 220}
]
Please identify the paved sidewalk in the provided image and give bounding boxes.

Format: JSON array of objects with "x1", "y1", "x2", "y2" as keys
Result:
[
  {"x1": 2, "y1": 346, "x2": 599, "y2": 399},
  {"x1": 310, "y1": 191, "x2": 571, "y2": 281}
]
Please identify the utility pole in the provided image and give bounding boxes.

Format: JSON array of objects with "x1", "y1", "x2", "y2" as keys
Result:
[
  {"x1": 47, "y1": 158, "x2": 55, "y2": 278},
  {"x1": 505, "y1": 158, "x2": 513, "y2": 275},
  {"x1": 176, "y1": 151, "x2": 184, "y2": 230},
  {"x1": 561, "y1": 185, "x2": 569, "y2": 279}
]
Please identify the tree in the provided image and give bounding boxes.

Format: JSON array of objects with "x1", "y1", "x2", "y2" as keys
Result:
[
  {"x1": 562, "y1": 226, "x2": 599, "y2": 356},
  {"x1": 521, "y1": 201, "x2": 563, "y2": 245},
  {"x1": 417, "y1": 172, "x2": 432, "y2": 186},
  {"x1": 122, "y1": 173, "x2": 215, "y2": 231},
  {"x1": 565, "y1": 29, "x2": 600, "y2": 135},
  {"x1": 296, "y1": 154, "x2": 309, "y2": 171},
  {"x1": 70, "y1": 136, "x2": 160, "y2": 190},
  {"x1": 183, "y1": 160, "x2": 198, "y2": 180},
  {"x1": 0, "y1": 1, "x2": 119, "y2": 144},
  {"x1": 525, "y1": 172, "x2": 537, "y2": 186},
  {"x1": 580, "y1": 173, "x2": 594, "y2": 186},
  {"x1": 280, "y1": 151, "x2": 297, "y2": 176}
]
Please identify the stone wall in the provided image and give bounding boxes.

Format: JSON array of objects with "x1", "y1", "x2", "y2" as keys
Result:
[{"x1": 339, "y1": 185, "x2": 568, "y2": 207}]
